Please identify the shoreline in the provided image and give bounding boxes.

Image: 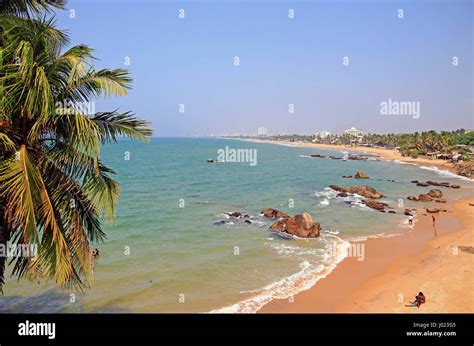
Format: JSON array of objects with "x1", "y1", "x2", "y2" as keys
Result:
[
  {"x1": 229, "y1": 137, "x2": 473, "y2": 313},
  {"x1": 234, "y1": 138, "x2": 460, "y2": 175},
  {"x1": 259, "y1": 196, "x2": 473, "y2": 313},
  {"x1": 242, "y1": 138, "x2": 474, "y2": 313}
]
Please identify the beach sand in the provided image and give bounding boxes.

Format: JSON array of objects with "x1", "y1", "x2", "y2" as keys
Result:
[
  {"x1": 243, "y1": 139, "x2": 458, "y2": 174},
  {"x1": 246, "y1": 139, "x2": 473, "y2": 313},
  {"x1": 259, "y1": 196, "x2": 473, "y2": 313}
]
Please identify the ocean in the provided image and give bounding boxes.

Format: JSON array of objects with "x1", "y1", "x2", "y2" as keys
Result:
[{"x1": 1, "y1": 138, "x2": 473, "y2": 313}]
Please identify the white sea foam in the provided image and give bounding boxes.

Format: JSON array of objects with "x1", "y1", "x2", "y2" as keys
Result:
[
  {"x1": 209, "y1": 236, "x2": 350, "y2": 313},
  {"x1": 319, "y1": 198, "x2": 330, "y2": 206},
  {"x1": 419, "y1": 165, "x2": 473, "y2": 181}
]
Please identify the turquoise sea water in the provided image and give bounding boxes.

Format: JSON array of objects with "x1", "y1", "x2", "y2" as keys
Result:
[{"x1": 1, "y1": 138, "x2": 473, "y2": 313}]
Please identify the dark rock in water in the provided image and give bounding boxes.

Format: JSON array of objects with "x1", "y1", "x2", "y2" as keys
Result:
[
  {"x1": 435, "y1": 199, "x2": 447, "y2": 203},
  {"x1": 451, "y1": 184, "x2": 461, "y2": 189},
  {"x1": 408, "y1": 194, "x2": 433, "y2": 202},
  {"x1": 330, "y1": 156, "x2": 342, "y2": 160},
  {"x1": 213, "y1": 220, "x2": 228, "y2": 226},
  {"x1": 225, "y1": 211, "x2": 242, "y2": 218},
  {"x1": 416, "y1": 182, "x2": 429, "y2": 187},
  {"x1": 270, "y1": 212, "x2": 320, "y2": 238},
  {"x1": 244, "y1": 220, "x2": 252, "y2": 224},
  {"x1": 261, "y1": 208, "x2": 288, "y2": 219},
  {"x1": 362, "y1": 199, "x2": 388, "y2": 211},
  {"x1": 388, "y1": 210, "x2": 396, "y2": 214},
  {"x1": 342, "y1": 175, "x2": 353, "y2": 178},
  {"x1": 411, "y1": 180, "x2": 419, "y2": 184},
  {"x1": 426, "y1": 208, "x2": 440, "y2": 213},
  {"x1": 337, "y1": 192, "x2": 349, "y2": 197},
  {"x1": 418, "y1": 194, "x2": 433, "y2": 202},
  {"x1": 207, "y1": 159, "x2": 214, "y2": 163},
  {"x1": 243, "y1": 214, "x2": 250, "y2": 218},
  {"x1": 404, "y1": 209, "x2": 413, "y2": 216},
  {"x1": 329, "y1": 185, "x2": 384, "y2": 199},
  {"x1": 310, "y1": 154, "x2": 326, "y2": 158},
  {"x1": 426, "y1": 181, "x2": 451, "y2": 188},
  {"x1": 428, "y1": 189, "x2": 443, "y2": 198},
  {"x1": 348, "y1": 155, "x2": 368, "y2": 161},
  {"x1": 354, "y1": 170, "x2": 369, "y2": 179}
]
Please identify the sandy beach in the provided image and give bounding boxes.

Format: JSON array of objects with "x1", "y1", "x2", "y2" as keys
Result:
[
  {"x1": 252, "y1": 139, "x2": 473, "y2": 313},
  {"x1": 241, "y1": 138, "x2": 458, "y2": 174}
]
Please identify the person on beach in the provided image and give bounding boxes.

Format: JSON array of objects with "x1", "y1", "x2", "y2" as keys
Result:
[
  {"x1": 408, "y1": 216, "x2": 413, "y2": 225},
  {"x1": 406, "y1": 292, "x2": 426, "y2": 308},
  {"x1": 431, "y1": 215, "x2": 436, "y2": 227}
]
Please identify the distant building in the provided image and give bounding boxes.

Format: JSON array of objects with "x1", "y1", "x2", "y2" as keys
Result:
[
  {"x1": 314, "y1": 131, "x2": 332, "y2": 139},
  {"x1": 257, "y1": 126, "x2": 268, "y2": 137},
  {"x1": 344, "y1": 127, "x2": 363, "y2": 137}
]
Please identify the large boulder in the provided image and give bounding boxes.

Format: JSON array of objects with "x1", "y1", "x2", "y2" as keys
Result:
[
  {"x1": 354, "y1": 170, "x2": 369, "y2": 179},
  {"x1": 260, "y1": 208, "x2": 288, "y2": 219},
  {"x1": 428, "y1": 189, "x2": 443, "y2": 198},
  {"x1": 270, "y1": 212, "x2": 320, "y2": 238},
  {"x1": 329, "y1": 185, "x2": 384, "y2": 199},
  {"x1": 417, "y1": 194, "x2": 433, "y2": 202},
  {"x1": 363, "y1": 199, "x2": 388, "y2": 211}
]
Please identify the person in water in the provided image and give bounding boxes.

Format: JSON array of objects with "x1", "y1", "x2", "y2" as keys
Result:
[{"x1": 406, "y1": 292, "x2": 426, "y2": 308}]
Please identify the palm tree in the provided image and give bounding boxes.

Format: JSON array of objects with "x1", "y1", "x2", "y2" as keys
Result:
[
  {"x1": 0, "y1": 0, "x2": 65, "y2": 18},
  {"x1": 0, "y1": 10, "x2": 152, "y2": 292}
]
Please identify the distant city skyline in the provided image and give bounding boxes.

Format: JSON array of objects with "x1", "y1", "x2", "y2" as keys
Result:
[{"x1": 56, "y1": 0, "x2": 473, "y2": 137}]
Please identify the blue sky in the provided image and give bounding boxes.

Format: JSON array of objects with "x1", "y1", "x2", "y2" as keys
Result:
[{"x1": 55, "y1": 0, "x2": 473, "y2": 136}]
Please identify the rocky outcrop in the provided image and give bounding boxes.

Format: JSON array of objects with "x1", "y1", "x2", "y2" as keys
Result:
[
  {"x1": 407, "y1": 194, "x2": 433, "y2": 202},
  {"x1": 354, "y1": 170, "x2": 369, "y2": 179},
  {"x1": 416, "y1": 182, "x2": 429, "y2": 187},
  {"x1": 225, "y1": 211, "x2": 242, "y2": 218},
  {"x1": 451, "y1": 184, "x2": 460, "y2": 189},
  {"x1": 329, "y1": 185, "x2": 384, "y2": 199},
  {"x1": 362, "y1": 199, "x2": 388, "y2": 211},
  {"x1": 426, "y1": 208, "x2": 440, "y2": 213},
  {"x1": 404, "y1": 209, "x2": 414, "y2": 216},
  {"x1": 435, "y1": 199, "x2": 447, "y2": 203},
  {"x1": 428, "y1": 189, "x2": 443, "y2": 198},
  {"x1": 260, "y1": 208, "x2": 288, "y2": 219},
  {"x1": 270, "y1": 212, "x2": 320, "y2": 238},
  {"x1": 426, "y1": 181, "x2": 450, "y2": 187}
]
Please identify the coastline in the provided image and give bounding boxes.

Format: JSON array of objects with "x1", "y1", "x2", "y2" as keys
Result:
[
  {"x1": 236, "y1": 138, "x2": 459, "y2": 174},
  {"x1": 229, "y1": 137, "x2": 473, "y2": 313},
  {"x1": 259, "y1": 196, "x2": 473, "y2": 313}
]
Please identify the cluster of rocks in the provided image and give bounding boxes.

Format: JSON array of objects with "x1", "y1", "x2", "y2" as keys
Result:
[
  {"x1": 215, "y1": 208, "x2": 321, "y2": 238},
  {"x1": 411, "y1": 180, "x2": 460, "y2": 189},
  {"x1": 260, "y1": 208, "x2": 321, "y2": 238},
  {"x1": 342, "y1": 170, "x2": 369, "y2": 179},
  {"x1": 214, "y1": 211, "x2": 253, "y2": 225},
  {"x1": 329, "y1": 185, "x2": 384, "y2": 199},
  {"x1": 309, "y1": 154, "x2": 370, "y2": 161},
  {"x1": 407, "y1": 189, "x2": 446, "y2": 203}
]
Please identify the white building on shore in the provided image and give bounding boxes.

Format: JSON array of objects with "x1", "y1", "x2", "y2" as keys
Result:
[
  {"x1": 344, "y1": 127, "x2": 363, "y2": 137},
  {"x1": 313, "y1": 131, "x2": 332, "y2": 139},
  {"x1": 257, "y1": 126, "x2": 268, "y2": 137}
]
